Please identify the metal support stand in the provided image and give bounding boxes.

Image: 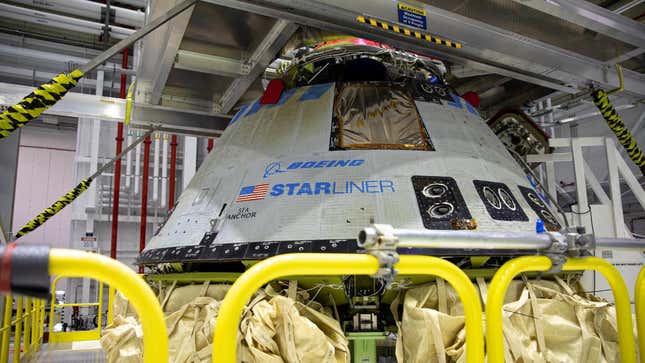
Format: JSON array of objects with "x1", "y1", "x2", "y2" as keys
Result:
[{"x1": 347, "y1": 332, "x2": 385, "y2": 363}]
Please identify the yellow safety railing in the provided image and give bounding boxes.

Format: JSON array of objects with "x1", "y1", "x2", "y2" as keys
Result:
[
  {"x1": 0, "y1": 294, "x2": 47, "y2": 362},
  {"x1": 212, "y1": 253, "x2": 485, "y2": 363},
  {"x1": 47, "y1": 275, "x2": 115, "y2": 343},
  {"x1": 636, "y1": 266, "x2": 645, "y2": 363},
  {"x1": 486, "y1": 256, "x2": 637, "y2": 363},
  {"x1": 48, "y1": 248, "x2": 167, "y2": 363}
]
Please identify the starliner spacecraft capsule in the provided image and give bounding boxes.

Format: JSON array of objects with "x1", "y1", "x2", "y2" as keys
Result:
[{"x1": 139, "y1": 37, "x2": 561, "y2": 267}]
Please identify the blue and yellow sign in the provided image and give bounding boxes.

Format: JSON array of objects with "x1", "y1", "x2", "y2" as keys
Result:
[{"x1": 397, "y1": 3, "x2": 427, "y2": 30}]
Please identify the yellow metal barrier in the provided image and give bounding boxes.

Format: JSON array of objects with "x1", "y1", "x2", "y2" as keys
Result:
[
  {"x1": 636, "y1": 266, "x2": 645, "y2": 363},
  {"x1": 0, "y1": 294, "x2": 46, "y2": 362},
  {"x1": 48, "y1": 275, "x2": 109, "y2": 343},
  {"x1": 486, "y1": 256, "x2": 637, "y2": 363},
  {"x1": 212, "y1": 253, "x2": 485, "y2": 363},
  {"x1": 48, "y1": 248, "x2": 168, "y2": 363}
]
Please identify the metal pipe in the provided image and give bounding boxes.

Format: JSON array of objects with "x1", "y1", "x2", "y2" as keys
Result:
[
  {"x1": 161, "y1": 134, "x2": 168, "y2": 208},
  {"x1": 80, "y1": 0, "x2": 197, "y2": 74},
  {"x1": 152, "y1": 133, "x2": 160, "y2": 202},
  {"x1": 0, "y1": 44, "x2": 135, "y2": 75},
  {"x1": 614, "y1": 0, "x2": 645, "y2": 14},
  {"x1": 134, "y1": 131, "x2": 141, "y2": 195},
  {"x1": 9, "y1": 0, "x2": 144, "y2": 28},
  {"x1": 125, "y1": 131, "x2": 133, "y2": 188},
  {"x1": 168, "y1": 135, "x2": 178, "y2": 208},
  {"x1": 110, "y1": 49, "x2": 128, "y2": 260},
  {"x1": 0, "y1": 3, "x2": 134, "y2": 39},
  {"x1": 358, "y1": 227, "x2": 554, "y2": 250},
  {"x1": 139, "y1": 136, "x2": 151, "y2": 273},
  {"x1": 596, "y1": 237, "x2": 645, "y2": 249}
]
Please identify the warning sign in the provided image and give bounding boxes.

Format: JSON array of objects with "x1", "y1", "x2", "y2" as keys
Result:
[
  {"x1": 80, "y1": 235, "x2": 97, "y2": 250},
  {"x1": 397, "y1": 3, "x2": 427, "y2": 30}
]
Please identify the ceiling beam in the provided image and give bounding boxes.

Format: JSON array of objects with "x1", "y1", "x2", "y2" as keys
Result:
[
  {"x1": 510, "y1": 0, "x2": 645, "y2": 49},
  {"x1": 174, "y1": 50, "x2": 248, "y2": 77},
  {"x1": 0, "y1": 82, "x2": 229, "y2": 137},
  {"x1": 202, "y1": 0, "x2": 645, "y2": 97},
  {"x1": 136, "y1": 0, "x2": 195, "y2": 105},
  {"x1": 218, "y1": 19, "x2": 298, "y2": 113}
]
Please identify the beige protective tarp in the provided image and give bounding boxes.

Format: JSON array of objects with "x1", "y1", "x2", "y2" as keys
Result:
[
  {"x1": 100, "y1": 293, "x2": 143, "y2": 363},
  {"x1": 239, "y1": 290, "x2": 348, "y2": 363},
  {"x1": 101, "y1": 282, "x2": 348, "y2": 363},
  {"x1": 395, "y1": 277, "x2": 623, "y2": 363}
]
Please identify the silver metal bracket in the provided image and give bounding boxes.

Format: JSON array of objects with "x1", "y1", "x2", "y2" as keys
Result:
[
  {"x1": 362, "y1": 224, "x2": 400, "y2": 287},
  {"x1": 542, "y1": 231, "x2": 595, "y2": 273},
  {"x1": 542, "y1": 232, "x2": 569, "y2": 273}
]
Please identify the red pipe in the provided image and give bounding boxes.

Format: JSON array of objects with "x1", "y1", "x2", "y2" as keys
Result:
[
  {"x1": 207, "y1": 138, "x2": 214, "y2": 152},
  {"x1": 139, "y1": 135, "x2": 151, "y2": 273},
  {"x1": 168, "y1": 135, "x2": 178, "y2": 208},
  {"x1": 110, "y1": 48, "x2": 129, "y2": 259}
]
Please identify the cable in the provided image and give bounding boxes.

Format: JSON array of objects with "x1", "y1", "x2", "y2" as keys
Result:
[
  {"x1": 592, "y1": 88, "x2": 645, "y2": 174},
  {"x1": 0, "y1": 0, "x2": 196, "y2": 142}
]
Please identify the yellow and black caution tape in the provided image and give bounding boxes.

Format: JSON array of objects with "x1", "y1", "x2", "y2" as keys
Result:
[
  {"x1": 14, "y1": 178, "x2": 92, "y2": 239},
  {"x1": 593, "y1": 88, "x2": 645, "y2": 173},
  {"x1": 0, "y1": 69, "x2": 84, "y2": 141},
  {"x1": 356, "y1": 16, "x2": 462, "y2": 49}
]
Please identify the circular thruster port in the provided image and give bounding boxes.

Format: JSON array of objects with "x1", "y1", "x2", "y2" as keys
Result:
[
  {"x1": 540, "y1": 210, "x2": 557, "y2": 225},
  {"x1": 422, "y1": 183, "x2": 448, "y2": 198},
  {"x1": 527, "y1": 192, "x2": 542, "y2": 205},
  {"x1": 498, "y1": 188, "x2": 517, "y2": 210},
  {"x1": 428, "y1": 202, "x2": 454, "y2": 218},
  {"x1": 483, "y1": 186, "x2": 502, "y2": 209}
]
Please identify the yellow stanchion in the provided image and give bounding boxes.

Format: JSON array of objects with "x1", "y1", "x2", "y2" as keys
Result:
[
  {"x1": 48, "y1": 248, "x2": 167, "y2": 363},
  {"x1": 562, "y1": 257, "x2": 636, "y2": 363},
  {"x1": 486, "y1": 256, "x2": 637, "y2": 363},
  {"x1": 31, "y1": 300, "x2": 37, "y2": 352},
  {"x1": 22, "y1": 298, "x2": 31, "y2": 355},
  {"x1": 485, "y1": 256, "x2": 551, "y2": 362},
  {"x1": 636, "y1": 266, "x2": 645, "y2": 363},
  {"x1": 397, "y1": 255, "x2": 484, "y2": 362},
  {"x1": 14, "y1": 296, "x2": 23, "y2": 363},
  {"x1": 212, "y1": 253, "x2": 485, "y2": 363},
  {"x1": 0, "y1": 295, "x2": 12, "y2": 362},
  {"x1": 107, "y1": 285, "x2": 115, "y2": 326}
]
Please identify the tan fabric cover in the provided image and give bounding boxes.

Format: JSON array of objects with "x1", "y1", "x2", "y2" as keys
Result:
[
  {"x1": 239, "y1": 295, "x2": 349, "y2": 363},
  {"x1": 163, "y1": 284, "x2": 230, "y2": 313},
  {"x1": 396, "y1": 279, "x2": 623, "y2": 363},
  {"x1": 100, "y1": 316, "x2": 144, "y2": 363},
  {"x1": 101, "y1": 284, "x2": 348, "y2": 363}
]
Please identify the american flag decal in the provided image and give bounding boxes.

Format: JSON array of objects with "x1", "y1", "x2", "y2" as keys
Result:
[{"x1": 236, "y1": 184, "x2": 269, "y2": 202}]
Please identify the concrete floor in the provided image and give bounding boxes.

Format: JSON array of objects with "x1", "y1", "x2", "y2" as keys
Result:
[{"x1": 23, "y1": 341, "x2": 105, "y2": 363}]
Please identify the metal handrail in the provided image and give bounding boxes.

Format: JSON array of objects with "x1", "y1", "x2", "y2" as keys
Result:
[
  {"x1": 48, "y1": 248, "x2": 167, "y2": 363},
  {"x1": 0, "y1": 295, "x2": 46, "y2": 362},
  {"x1": 486, "y1": 256, "x2": 636, "y2": 363},
  {"x1": 212, "y1": 253, "x2": 485, "y2": 363},
  {"x1": 48, "y1": 274, "x2": 107, "y2": 343},
  {"x1": 635, "y1": 266, "x2": 645, "y2": 363}
]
